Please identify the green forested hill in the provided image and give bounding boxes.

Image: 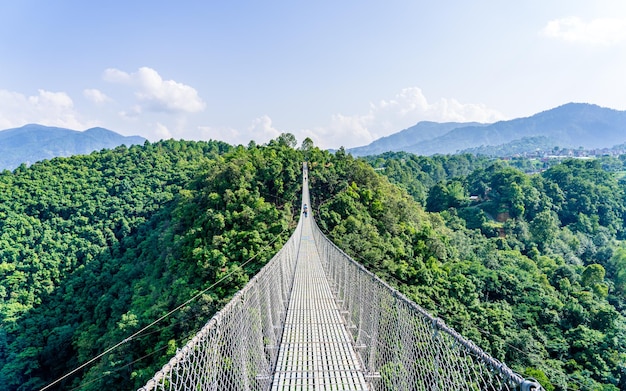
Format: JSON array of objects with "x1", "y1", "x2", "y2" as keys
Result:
[
  {"x1": 340, "y1": 152, "x2": 626, "y2": 390},
  {"x1": 1, "y1": 140, "x2": 625, "y2": 390},
  {"x1": 0, "y1": 137, "x2": 302, "y2": 390}
]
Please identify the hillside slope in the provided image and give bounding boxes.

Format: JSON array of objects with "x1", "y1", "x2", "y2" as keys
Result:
[
  {"x1": 352, "y1": 152, "x2": 626, "y2": 390},
  {"x1": 347, "y1": 121, "x2": 485, "y2": 156},
  {"x1": 0, "y1": 137, "x2": 310, "y2": 390}
]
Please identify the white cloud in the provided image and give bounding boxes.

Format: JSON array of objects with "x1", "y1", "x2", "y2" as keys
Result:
[
  {"x1": 187, "y1": 88, "x2": 505, "y2": 150},
  {"x1": 197, "y1": 115, "x2": 282, "y2": 146},
  {"x1": 83, "y1": 88, "x2": 111, "y2": 104},
  {"x1": 300, "y1": 87, "x2": 505, "y2": 149},
  {"x1": 542, "y1": 17, "x2": 626, "y2": 45},
  {"x1": 103, "y1": 66, "x2": 206, "y2": 114},
  {"x1": 0, "y1": 89, "x2": 90, "y2": 130},
  {"x1": 103, "y1": 68, "x2": 132, "y2": 83},
  {"x1": 119, "y1": 105, "x2": 142, "y2": 119},
  {"x1": 198, "y1": 125, "x2": 242, "y2": 144},
  {"x1": 154, "y1": 122, "x2": 172, "y2": 139},
  {"x1": 29, "y1": 89, "x2": 74, "y2": 110},
  {"x1": 248, "y1": 115, "x2": 282, "y2": 143}
]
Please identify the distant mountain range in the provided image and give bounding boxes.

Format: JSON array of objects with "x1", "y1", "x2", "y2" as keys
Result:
[
  {"x1": 0, "y1": 124, "x2": 146, "y2": 171},
  {"x1": 347, "y1": 103, "x2": 626, "y2": 156}
]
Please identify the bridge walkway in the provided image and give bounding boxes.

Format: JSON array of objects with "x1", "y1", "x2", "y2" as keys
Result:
[{"x1": 271, "y1": 170, "x2": 368, "y2": 390}]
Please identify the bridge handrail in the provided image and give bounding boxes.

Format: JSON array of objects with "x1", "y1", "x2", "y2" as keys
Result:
[
  {"x1": 137, "y1": 218, "x2": 303, "y2": 391},
  {"x1": 311, "y1": 218, "x2": 543, "y2": 390}
]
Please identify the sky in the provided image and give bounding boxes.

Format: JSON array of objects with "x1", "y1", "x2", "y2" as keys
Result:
[{"x1": 1, "y1": 1, "x2": 626, "y2": 149}]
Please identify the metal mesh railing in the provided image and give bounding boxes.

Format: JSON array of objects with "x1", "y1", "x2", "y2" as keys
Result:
[
  {"x1": 138, "y1": 220, "x2": 303, "y2": 391},
  {"x1": 311, "y1": 219, "x2": 542, "y2": 391}
]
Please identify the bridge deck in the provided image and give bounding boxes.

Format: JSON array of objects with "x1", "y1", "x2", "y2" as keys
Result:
[{"x1": 271, "y1": 216, "x2": 368, "y2": 390}]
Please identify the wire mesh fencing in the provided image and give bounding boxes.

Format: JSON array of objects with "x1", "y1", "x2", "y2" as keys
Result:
[
  {"x1": 312, "y1": 219, "x2": 542, "y2": 391},
  {"x1": 137, "y1": 220, "x2": 302, "y2": 391}
]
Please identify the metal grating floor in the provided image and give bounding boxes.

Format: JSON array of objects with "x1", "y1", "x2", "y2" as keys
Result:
[{"x1": 271, "y1": 219, "x2": 369, "y2": 390}]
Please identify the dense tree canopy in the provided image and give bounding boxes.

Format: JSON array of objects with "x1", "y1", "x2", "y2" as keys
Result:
[
  {"x1": 0, "y1": 139, "x2": 301, "y2": 390},
  {"x1": 357, "y1": 153, "x2": 626, "y2": 390},
  {"x1": 2, "y1": 141, "x2": 626, "y2": 390}
]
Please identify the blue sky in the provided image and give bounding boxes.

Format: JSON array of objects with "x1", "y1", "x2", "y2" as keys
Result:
[{"x1": 1, "y1": 1, "x2": 626, "y2": 149}]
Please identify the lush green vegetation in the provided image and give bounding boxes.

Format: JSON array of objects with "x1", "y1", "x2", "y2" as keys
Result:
[
  {"x1": 2, "y1": 140, "x2": 625, "y2": 390},
  {"x1": 0, "y1": 137, "x2": 301, "y2": 390},
  {"x1": 459, "y1": 136, "x2": 557, "y2": 157},
  {"x1": 327, "y1": 152, "x2": 626, "y2": 390}
]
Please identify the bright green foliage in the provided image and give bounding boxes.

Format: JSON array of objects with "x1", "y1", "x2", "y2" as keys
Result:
[
  {"x1": 366, "y1": 152, "x2": 491, "y2": 204},
  {"x1": 542, "y1": 159, "x2": 625, "y2": 236},
  {"x1": 0, "y1": 139, "x2": 302, "y2": 390},
  {"x1": 357, "y1": 154, "x2": 626, "y2": 391},
  {"x1": 609, "y1": 247, "x2": 626, "y2": 294},
  {"x1": 426, "y1": 180, "x2": 468, "y2": 212},
  {"x1": 3, "y1": 141, "x2": 626, "y2": 391}
]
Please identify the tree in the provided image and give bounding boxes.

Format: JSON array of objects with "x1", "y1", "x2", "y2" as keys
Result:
[
  {"x1": 277, "y1": 133, "x2": 297, "y2": 148},
  {"x1": 426, "y1": 183, "x2": 450, "y2": 212},
  {"x1": 608, "y1": 247, "x2": 626, "y2": 294},
  {"x1": 581, "y1": 264, "x2": 605, "y2": 287},
  {"x1": 529, "y1": 210, "x2": 560, "y2": 250},
  {"x1": 300, "y1": 137, "x2": 315, "y2": 162},
  {"x1": 301, "y1": 137, "x2": 314, "y2": 151},
  {"x1": 425, "y1": 180, "x2": 467, "y2": 212}
]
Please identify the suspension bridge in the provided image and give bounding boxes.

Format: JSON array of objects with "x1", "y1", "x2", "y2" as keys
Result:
[{"x1": 138, "y1": 164, "x2": 542, "y2": 390}]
